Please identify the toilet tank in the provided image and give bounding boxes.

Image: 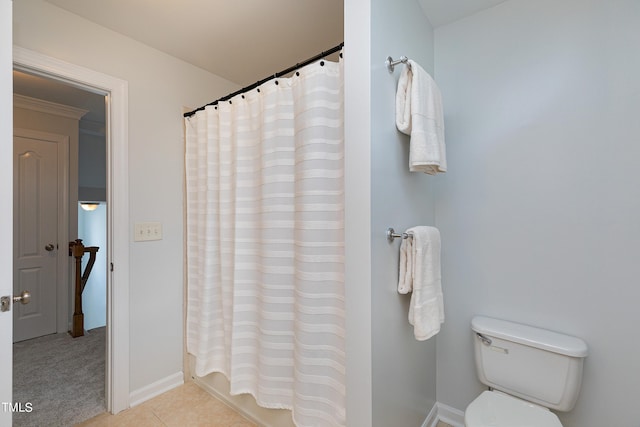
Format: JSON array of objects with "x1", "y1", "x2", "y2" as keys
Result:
[{"x1": 472, "y1": 316, "x2": 588, "y2": 411}]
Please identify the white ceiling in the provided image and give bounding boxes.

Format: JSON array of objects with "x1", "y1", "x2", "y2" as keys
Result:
[
  {"x1": 45, "y1": 0, "x2": 344, "y2": 87},
  {"x1": 41, "y1": 0, "x2": 508, "y2": 86},
  {"x1": 15, "y1": 0, "x2": 507, "y2": 117},
  {"x1": 419, "y1": 0, "x2": 509, "y2": 27},
  {"x1": 13, "y1": 69, "x2": 106, "y2": 125}
]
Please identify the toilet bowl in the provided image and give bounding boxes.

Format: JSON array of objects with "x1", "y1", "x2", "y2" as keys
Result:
[
  {"x1": 465, "y1": 316, "x2": 588, "y2": 427},
  {"x1": 465, "y1": 390, "x2": 562, "y2": 427}
]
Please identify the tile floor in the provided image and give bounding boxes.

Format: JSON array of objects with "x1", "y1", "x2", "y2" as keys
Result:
[
  {"x1": 76, "y1": 382, "x2": 256, "y2": 427},
  {"x1": 77, "y1": 382, "x2": 456, "y2": 427}
]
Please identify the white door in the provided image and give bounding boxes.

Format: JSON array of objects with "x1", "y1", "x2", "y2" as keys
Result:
[
  {"x1": 13, "y1": 132, "x2": 65, "y2": 342},
  {"x1": 1, "y1": 2, "x2": 14, "y2": 425}
]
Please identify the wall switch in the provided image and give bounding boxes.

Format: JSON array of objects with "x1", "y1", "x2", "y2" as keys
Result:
[{"x1": 134, "y1": 222, "x2": 163, "y2": 242}]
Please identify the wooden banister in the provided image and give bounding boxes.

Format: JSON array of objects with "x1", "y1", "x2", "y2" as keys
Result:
[{"x1": 68, "y1": 239, "x2": 99, "y2": 338}]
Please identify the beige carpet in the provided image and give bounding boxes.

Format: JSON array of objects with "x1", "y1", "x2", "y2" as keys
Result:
[{"x1": 13, "y1": 327, "x2": 106, "y2": 427}]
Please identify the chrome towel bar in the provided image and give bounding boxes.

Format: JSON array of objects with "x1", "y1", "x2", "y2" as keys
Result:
[
  {"x1": 386, "y1": 55, "x2": 409, "y2": 73},
  {"x1": 386, "y1": 227, "x2": 413, "y2": 242}
]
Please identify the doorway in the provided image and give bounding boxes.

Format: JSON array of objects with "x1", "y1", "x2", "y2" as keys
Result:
[
  {"x1": 13, "y1": 69, "x2": 108, "y2": 425},
  {"x1": 13, "y1": 46, "x2": 131, "y2": 417}
]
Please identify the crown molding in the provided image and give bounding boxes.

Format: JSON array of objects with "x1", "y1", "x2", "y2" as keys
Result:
[{"x1": 13, "y1": 93, "x2": 88, "y2": 120}]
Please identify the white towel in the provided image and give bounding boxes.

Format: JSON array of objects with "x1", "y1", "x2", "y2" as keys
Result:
[
  {"x1": 397, "y1": 226, "x2": 444, "y2": 341},
  {"x1": 395, "y1": 60, "x2": 447, "y2": 175},
  {"x1": 398, "y1": 235, "x2": 413, "y2": 295}
]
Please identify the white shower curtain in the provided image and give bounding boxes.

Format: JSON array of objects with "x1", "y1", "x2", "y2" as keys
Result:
[{"x1": 185, "y1": 56, "x2": 345, "y2": 427}]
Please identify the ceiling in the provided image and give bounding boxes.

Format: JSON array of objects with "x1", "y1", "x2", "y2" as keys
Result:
[
  {"x1": 45, "y1": 0, "x2": 345, "y2": 87},
  {"x1": 419, "y1": 0, "x2": 508, "y2": 27},
  {"x1": 13, "y1": 69, "x2": 106, "y2": 125},
  {"x1": 41, "y1": 0, "x2": 508, "y2": 86},
  {"x1": 14, "y1": 0, "x2": 507, "y2": 118}
]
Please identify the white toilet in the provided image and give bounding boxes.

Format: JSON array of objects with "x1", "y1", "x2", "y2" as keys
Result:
[{"x1": 465, "y1": 316, "x2": 588, "y2": 427}]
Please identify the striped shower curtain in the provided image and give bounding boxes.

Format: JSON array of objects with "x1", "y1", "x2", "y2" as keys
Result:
[{"x1": 184, "y1": 56, "x2": 345, "y2": 427}]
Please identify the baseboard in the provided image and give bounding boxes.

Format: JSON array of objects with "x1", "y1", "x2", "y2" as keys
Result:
[
  {"x1": 436, "y1": 402, "x2": 465, "y2": 427},
  {"x1": 420, "y1": 401, "x2": 465, "y2": 427},
  {"x1": 129, "y1": 371, "x2": 184, "y2": 407},
  {"x1": 421, "y1": 401, "x2": 439, "y2": 427}
]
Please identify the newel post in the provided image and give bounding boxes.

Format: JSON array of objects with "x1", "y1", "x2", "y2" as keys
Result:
[{"x1": 69, "y1": 239, "x2": 86, "y2": 337}]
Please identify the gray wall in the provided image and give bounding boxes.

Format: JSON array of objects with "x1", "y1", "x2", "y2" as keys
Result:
[
  {"x1": 371, "y1": 0, "x2": 438, "y2": 425},
  {"x1": 78, "y1": 122, "x2": 107, "y2": 331},
  {"x1": 79, "y1": 124, "x2": 106, "y2": 202},
  {"x1": 78, "y1": 203, "x2": 107, "y2": 330},
  {"x1": 433, "y1": 0, "x2": 640, "y2": 425}
]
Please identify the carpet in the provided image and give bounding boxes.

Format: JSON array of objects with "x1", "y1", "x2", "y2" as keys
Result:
[{"x1": 13, "y1": 327, "x2": 106, "y2": 427}]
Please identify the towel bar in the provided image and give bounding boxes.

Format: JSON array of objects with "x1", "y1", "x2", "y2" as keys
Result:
[
  {"x1": 386, "y1": 55, "x2": 409, "y2": 73},
  {"x1": 386, "y1": 227, "x2": 413, "y2": 242}
]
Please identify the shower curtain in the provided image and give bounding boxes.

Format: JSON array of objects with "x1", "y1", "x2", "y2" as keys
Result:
[{"x1": 184, "y1": 56, "x2": 345, "y2": 427}]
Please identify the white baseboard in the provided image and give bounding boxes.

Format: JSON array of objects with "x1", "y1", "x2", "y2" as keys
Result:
[
  {"x1": 129, "y1": 371, "x2": 184, "y2": 407},
  {"x1": 420, "y1": 401, "x2": 465, "y2": 427},
  {"x1": 436, "y1": 402, "x2": 465, "y2": 427},
  {"x1": 422, "y1": 402, "x2": 439, "y2": 427}
]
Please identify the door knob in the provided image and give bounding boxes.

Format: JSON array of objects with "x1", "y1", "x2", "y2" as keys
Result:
[
  {"x1": 45, "y1": 243, "x2": 55, "y2": 252},
  {"x1": 0, "y1": 291, "x2": 31, "y2": 312},
  {"x1": 13, "y1": 290, "x2": 31, "y2": 305}
]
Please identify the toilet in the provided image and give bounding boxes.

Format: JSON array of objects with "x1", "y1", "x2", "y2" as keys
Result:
[{"x1": 465, "y1": 316, "x2": 588, "y2": 427}]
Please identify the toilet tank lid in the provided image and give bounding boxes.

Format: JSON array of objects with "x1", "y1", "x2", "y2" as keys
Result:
[{"x1": 472, "y1": 316, "x2": 588, "y2": 357}]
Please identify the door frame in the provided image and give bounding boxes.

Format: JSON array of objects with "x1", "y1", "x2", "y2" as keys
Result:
[
  {"x1": 13, "y1": 46, "x2": 130, "y2": 414},
  {"x1": 13, "y1": 128, "x2": 70, "y2": 340}
]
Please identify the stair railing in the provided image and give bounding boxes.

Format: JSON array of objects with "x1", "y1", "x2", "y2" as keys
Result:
[{"x1": 68, "y1": 239, "x2": 99, "y2": 338}]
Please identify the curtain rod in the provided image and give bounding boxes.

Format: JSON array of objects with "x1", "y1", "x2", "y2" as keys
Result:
[{"x1": 184, "y1": 42, "x2": 344, "y2": 118}]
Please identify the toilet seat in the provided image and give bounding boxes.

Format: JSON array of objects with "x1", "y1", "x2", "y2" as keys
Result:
[{"x1": 465, "y1": 390, "x2": 563, "y2": 427}]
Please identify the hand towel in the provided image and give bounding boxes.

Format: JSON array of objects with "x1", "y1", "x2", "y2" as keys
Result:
[
  {"x1": 395, "y1": 60, "x2": 447, "y2": 175},
  {"x1": 401, "y1": 226, "x2": 444, "y2": 341},
  {"x1": 397, "y1": 234, "x2": 413, "y2": 294}
]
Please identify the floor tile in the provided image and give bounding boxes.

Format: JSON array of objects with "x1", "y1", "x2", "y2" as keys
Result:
[
  {"x1": 161, "y1": 398, "x2": 256, "y2": 427},
  {"x1": 77, "y1": 382, "x2": 256, "y2": 427},
  {"x1": 141, "y1": 382, "x2": 212, "y2": 421},
  {"x1": 77, "y1": 405, "x2": 165, "y2": 427}
]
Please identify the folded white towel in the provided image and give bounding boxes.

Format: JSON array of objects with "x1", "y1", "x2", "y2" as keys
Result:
[
  {"x1": 398, "y1": 226, "x2": 444, "y2": 341},
  {"x1": 395, "y1": 60, "x2": 447, "y2": 175}
]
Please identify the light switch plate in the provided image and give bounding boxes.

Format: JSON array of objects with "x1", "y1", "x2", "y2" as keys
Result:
[{"x1": 134, "y1": 222, "x2": 162, "y2": 241}]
